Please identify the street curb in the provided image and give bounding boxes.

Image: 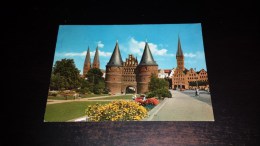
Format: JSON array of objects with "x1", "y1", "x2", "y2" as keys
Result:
[{"x1": 142, "y1": 98, "x2": 171, "y2": 121}]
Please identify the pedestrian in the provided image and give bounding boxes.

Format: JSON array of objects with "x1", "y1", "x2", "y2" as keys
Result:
[{"x1": 195, "y1": 88, "x2": 200, "y2": 97}]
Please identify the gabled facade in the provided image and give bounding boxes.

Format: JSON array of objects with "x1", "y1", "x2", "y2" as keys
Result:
[
  {"x1": 172, "y1": 37, "x2": 209, "y2": 90},
  {"x1": 105, "y1": 41, "x2": 158, "y2": 94}
]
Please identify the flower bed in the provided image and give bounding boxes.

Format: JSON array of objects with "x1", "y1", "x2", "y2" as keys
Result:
[
  {"x1": 85, "y1": 100, "x2": 148, "y2": 121},
  {"x1": 134, "y1": 97, "x2": 159, "y2": 106}
]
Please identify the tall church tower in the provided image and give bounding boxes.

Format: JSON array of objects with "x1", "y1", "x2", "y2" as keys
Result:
[
  {"x1": 137, "y1": 42, "x2": 158, "y2": 94},
  {"x1": 172, "y1": 36, "x2": 188, "y2": 89},
  {"x1": 83, "y1": 47, "x2": 91, "y2": 77},
  {"x1": 92, "y1": 46, "x2": 100, "y2": 69},
  {"x1": 105, "y1": 41, "x2": 124, "y2": 94},
  {"x1": 176, "y1": 36, "x2": 184, "y2": 71}
]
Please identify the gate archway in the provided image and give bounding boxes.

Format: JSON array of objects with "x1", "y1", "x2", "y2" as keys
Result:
[{"x1": 125, "y1": 86, "x2": 136, "y2": 94}]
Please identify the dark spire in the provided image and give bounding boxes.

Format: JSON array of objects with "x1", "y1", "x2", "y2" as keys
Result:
[
  {"x1": 176, "y1": 36, "x2": 184, "y2": 57},
  {"x1": 107, "y1": 41, "x2": 123, "y2": 66},
  {"x1": 84, "y1": 47, "x2": 91, "y2": 65},
  {"x1": 139, "y1": 42, "x2": 157, "y2": 66},
  {"x1": 93, "y1": 46, "x2": 100, "y2": 68},
  {"x1": 83, "y1": 47, "x2": 91, "y2": 76}
]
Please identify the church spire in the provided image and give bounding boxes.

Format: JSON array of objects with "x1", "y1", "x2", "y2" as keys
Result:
[
  {"x1": 139, "y1": 42, "x2": 157, "y2": 66},
  {"x1": 83, "y1": 47, "x2": 91, "y2": 76},
  {"x1": 176, "y1": 36, "x2": 185, "y2": 71},
  {"x1": 107, "y1": 41, "x2": 123, "y2": 66},
  {"x1": 92, "y1": 46, "x2": 100, "y2": 69},
  {"x1": 176, "y1": 36, "x2": 184, "y2": 57}
]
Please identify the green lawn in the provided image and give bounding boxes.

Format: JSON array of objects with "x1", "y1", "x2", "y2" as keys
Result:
[
  {"x1": 94, "y1": 95, "x2": 133, "y2": 100},
  {"x1": 48, "y1": 94, "x2": 109, "y2": 100},
  {"x1": 44, "y1": 101, "x2": 109, "y2": 122}
]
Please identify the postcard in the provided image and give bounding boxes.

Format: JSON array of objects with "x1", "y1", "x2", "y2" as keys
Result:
[{"x1": 44, "y1": 24, "x2": 214, "y2": 122}]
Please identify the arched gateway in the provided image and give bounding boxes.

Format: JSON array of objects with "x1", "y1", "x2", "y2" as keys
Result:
[{"x1": 123, "y1": 85, "x2": 137, "y2": 94}]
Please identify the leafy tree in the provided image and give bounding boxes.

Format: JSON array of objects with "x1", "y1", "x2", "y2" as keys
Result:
[
  {"x1": 49, "y1": 73, "x2": 66, "y2": 90},
  {"x1": 85, "y1": 68, "x2": 105, "y2": 94},
  {"x1": 76, "y1": 78, "x2": 91, "y2": 94},
  {"x1": 148, "y1": 74, "x2": 170, "y2": 99},
  {"x1": 50, "y1": 59, "x2": 81, "y2": 90},
  {"x1": 85, "y1": 68, "x2": 103, "y2": 83}
]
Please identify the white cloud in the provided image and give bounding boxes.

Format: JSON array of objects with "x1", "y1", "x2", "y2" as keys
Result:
[
  {"x1": 63, "y1": 51, "x2": 87, "y2": 57},
  {"x1": 184, "y1": 53, "x2": 196, "y2": 58},
  {"x1": 97, "y1": 50, "x2": 112, "y2": 57},
  {"x1": 127, "y1": 37, "x2": 169, "y2": 56},
  {"x1": 97, "y1": 41, "x2": 104, "y2": 48},
  {"x1": 56, "y1": 50, "x2": 112, "y2": 57}
]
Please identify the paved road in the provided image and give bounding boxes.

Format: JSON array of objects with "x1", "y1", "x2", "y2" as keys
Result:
[
  {"x1": 145, "y1": 90, "x2": 214, "y2": 121},
  {"x1": 181, "y1": 90, "x2": 212, "y2": 106}
]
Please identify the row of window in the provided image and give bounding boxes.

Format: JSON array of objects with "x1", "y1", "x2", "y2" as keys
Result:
[
  {"x1": 123, "y1": 76, "x2": 136, "y2": 82},
  {"x1": 188, "y1": 77, "x2": 198, "y2": 80},
  {"x1": 173, "y1": 78, "x2": 184, "y2": 80},
  {"x1": 173, "y1": 82, "x2": 184, "y2": 84},
  {"x1": 199, "y1": 72, "x2": 206, "y2": 75},
  {"x1": 123, "y1": 72, "x2": 136, "y2": 75},
  {"x1": 123, "y1": 68, "x2": 135, "y2": 72},
  {"x1": 189, "y1": 74, "x2": 197, "y2": 76}
]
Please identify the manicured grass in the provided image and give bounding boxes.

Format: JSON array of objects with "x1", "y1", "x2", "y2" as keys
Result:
[
  {"x1": 48, "y1": 94, "x2": 109, "y2": 100},
  {"x1": 48, "y1": 96, "x2": 75, "y2": 100},
  {"x1": 94, "y1": 95, "x2": 133, "y2": 100},
  {"x1": 44, "y1": 101, "x2": 109, "y2": 122}
]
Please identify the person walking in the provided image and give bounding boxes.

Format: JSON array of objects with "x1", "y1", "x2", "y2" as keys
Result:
[{"x1": 195, "y1": 88, "x2": 200, "y2": 97}]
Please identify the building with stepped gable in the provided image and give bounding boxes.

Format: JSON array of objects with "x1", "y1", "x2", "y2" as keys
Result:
[
  {"x1": 172, "y1": 37, "x2": 209, "y2": 90},
  {"x1": 105, "y1": 41, "x2": 158, "y2": 94}
]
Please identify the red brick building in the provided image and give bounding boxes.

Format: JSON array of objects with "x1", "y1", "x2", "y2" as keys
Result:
[
  {"x1": 105, "y1": 41, "x2": 158, "y2": 94},
  {"x1": 172, "y1": 37, "x2": 209, "y2": 90}
]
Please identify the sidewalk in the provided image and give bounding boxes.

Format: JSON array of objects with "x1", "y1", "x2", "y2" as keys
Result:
[{"x1": 144, "y1": 90, "x2": 214, "y2": 121}]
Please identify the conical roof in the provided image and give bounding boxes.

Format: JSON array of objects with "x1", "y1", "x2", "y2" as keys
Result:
[
  {"x1": 139, "y1": 42, "x2": 157, "y2": 66},
  {"x1": 84, "y1": 47, "x2": 91, "y2": 65},
  {"x1": 93, "y1": 46, "x2": 100, "y2": 64},
  {"x1": 176, "y1": 36, "x2": 184, "y2": 57},
  {"x1": 107, "y1": 41, "x2": 123, "y2": 66}
]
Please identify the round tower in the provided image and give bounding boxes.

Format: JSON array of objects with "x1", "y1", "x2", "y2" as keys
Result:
[
  {"x1": 105, "y1": 41, "x2": 123, "y2": 94},
  {"x1": 137, "y1": 42, "x2": 158, "y2": 94}
]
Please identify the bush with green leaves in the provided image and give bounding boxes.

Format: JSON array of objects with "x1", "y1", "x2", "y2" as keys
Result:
[{"x1": 148, "y1": 74, "x2": 171, "y2": 99}]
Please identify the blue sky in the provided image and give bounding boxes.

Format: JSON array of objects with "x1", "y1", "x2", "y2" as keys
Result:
[{"x1": 54, "y1": 24, "x2": 207, "y2": 74}]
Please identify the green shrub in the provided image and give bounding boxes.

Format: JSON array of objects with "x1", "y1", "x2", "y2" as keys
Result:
[
  {"x1": 146, "y1": 92, "x2": 156, "y2": 98},
  {"x1": 48, "y1": 91, "x2": 58, "y2": 97},
  {"x1": 76, "y1": 88, "x2": 90, "y2": 94}
]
